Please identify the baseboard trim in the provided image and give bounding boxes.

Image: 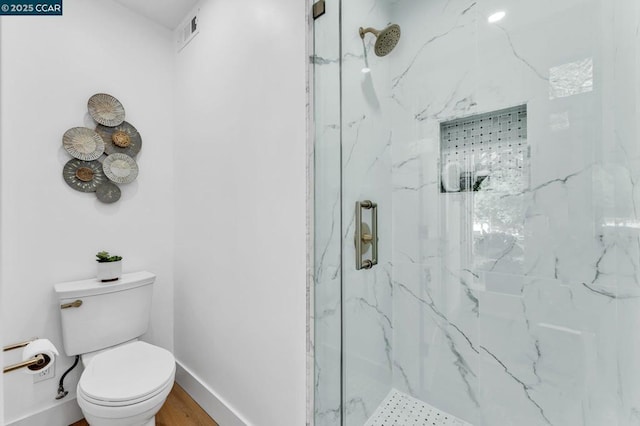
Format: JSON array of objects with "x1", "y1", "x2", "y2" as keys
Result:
[
  {"x1": 6, "y1": 395, "x2": 83, "y2": 426},
  {"x1": 175, "y1": 360, "x2": 250, "y2": 426},
  {"x1": 6, "y1": 362, "x2": 247, "y2": 426}
]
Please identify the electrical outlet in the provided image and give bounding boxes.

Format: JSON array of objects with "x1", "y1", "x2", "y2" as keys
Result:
[{"x1": 33, "y1": 364, "x2": 54, "y2": 383}]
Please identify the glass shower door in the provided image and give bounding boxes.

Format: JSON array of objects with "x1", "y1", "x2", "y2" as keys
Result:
[{"x1": 339, "y1": 1, "x2": 395, "y2": 425}]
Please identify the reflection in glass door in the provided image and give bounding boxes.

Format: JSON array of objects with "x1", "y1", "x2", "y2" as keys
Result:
[{"x1": 315, "y1": 0, "x2": 640, "y2": 425}]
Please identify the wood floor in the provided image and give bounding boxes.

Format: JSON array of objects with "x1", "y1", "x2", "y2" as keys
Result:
[{"x1": 70, "y1": 383, "x2": 218, "y2": 426}]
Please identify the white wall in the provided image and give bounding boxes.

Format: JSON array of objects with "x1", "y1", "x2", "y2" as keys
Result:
[
  {"x1": 0, "y1": 1, "x2": 175, "y2": 423},
  {"x1": 174, "y1": 0, "x2": 307, "y2": 425}
]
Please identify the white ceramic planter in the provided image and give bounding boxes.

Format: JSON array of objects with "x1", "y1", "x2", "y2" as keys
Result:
[{"x1": 97, "y1": 260, "x2": 122, "y2": 282}]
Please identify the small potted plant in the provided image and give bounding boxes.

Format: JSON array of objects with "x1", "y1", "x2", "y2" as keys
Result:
[{"x1": 96, "y1": 251, "x2": 122, "y2": 282}]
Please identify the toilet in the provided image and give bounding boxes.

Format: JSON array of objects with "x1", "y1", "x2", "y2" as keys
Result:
[{"x1": 55, "y1": 271, "x2": 175, "y2": 426}]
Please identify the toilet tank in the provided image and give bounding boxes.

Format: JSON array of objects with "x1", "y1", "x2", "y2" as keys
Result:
[{"x1": 54, "y1": 271, "x2": 156, "y2": 356}]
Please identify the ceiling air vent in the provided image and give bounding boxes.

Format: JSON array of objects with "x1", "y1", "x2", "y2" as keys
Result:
[{"x1": 176, "y1": 7, "x2": 200, "y2": 52}]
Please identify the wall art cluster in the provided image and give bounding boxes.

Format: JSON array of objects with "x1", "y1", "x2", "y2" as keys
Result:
[{"x1": 62, "y1": 93, "x2": 142, "y2": 203}]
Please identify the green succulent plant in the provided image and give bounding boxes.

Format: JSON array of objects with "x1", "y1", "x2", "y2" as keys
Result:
[{"x1": 96, "y1": 251, "x2": 123, "y2": 263}]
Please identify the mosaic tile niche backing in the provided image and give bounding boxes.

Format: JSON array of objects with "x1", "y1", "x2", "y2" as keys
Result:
[{"x1": 440, "y1": 105, "x2": 529, "y2": 193}]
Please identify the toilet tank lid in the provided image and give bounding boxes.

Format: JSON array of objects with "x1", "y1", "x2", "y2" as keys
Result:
[{"x1": 54, "y1": 271, "x2": 156, "y2": 299}]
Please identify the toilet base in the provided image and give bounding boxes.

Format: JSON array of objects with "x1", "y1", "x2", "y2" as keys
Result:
[
  {"x1": 79, "y1": 392, "x2": 167, "y2": 426},
  {"x1": 83, "y1": 415, "x2": 156, "y2": 426}
]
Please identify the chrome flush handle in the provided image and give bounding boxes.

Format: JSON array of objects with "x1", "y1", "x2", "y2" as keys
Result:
[{"x1": 355, "y1": 200, "x2": 378, "y2": 270}]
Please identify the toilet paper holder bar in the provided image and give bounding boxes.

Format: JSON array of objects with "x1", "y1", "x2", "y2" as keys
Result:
[
  {"x1": 4, "y1": 353, "x2": 46, "y2": 374},
  {"x1": 3, "y1": 338, "x2": 47, "y2": 374},
  {"x1": 3, "y1": 337, "x2": 38, "y2": 352}
]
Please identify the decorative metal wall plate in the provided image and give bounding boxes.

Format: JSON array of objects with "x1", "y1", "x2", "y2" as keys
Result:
[
  {"x1": 96, "y1": 182, "x2": 121, "y2": 203},
  {"x1": 62, "y1": 159, "x2": 107, "y2": 192},
  {"x1": 62, "y1": 127, "x2": 105, "y2": 161},
  {"x1": 102, "y1": 153, "x2": 139, "y2": 184},
  {"x1": 62, "y1": 93, "x2": 143, "y2": 204},
  {"x1": 95, "y1": 121, "x2": 142, "y2": 157},
  {"x1": 88, "y1": 93, "x2": 125, "y2": 127}
]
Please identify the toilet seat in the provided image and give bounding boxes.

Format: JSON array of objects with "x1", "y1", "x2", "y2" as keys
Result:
[
  {"x1": 78, "y1": 373, "x2": 174, "y2": 407},
  {"x1": 78, "y1": 341, "x2": 175, "y2": 406}
]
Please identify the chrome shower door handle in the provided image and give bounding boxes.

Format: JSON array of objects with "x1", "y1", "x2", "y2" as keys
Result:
[{"x1": 355, "y1": 200, "x2": 378, "y2": 270}]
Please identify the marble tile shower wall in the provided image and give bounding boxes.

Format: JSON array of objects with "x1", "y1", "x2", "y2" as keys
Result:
[
  {"x1": 389, "y1": 0, "x2": 640, "y2": 426},
  {"x1": 316, "y1": 0, "x2": 640, "y2": 425}
]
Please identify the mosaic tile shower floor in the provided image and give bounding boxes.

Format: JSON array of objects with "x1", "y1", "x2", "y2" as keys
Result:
[{"x1": 364, "y1": 389, "x2": 472, "y2": 426}]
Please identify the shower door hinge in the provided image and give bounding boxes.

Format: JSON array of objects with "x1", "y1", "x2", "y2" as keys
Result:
[{"x1": 313, "y1": 0, "x2": 326, "y2": 19}]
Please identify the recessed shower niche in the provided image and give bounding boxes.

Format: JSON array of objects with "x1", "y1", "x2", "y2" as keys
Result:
[{"x1": 440, "y1": 105, "x2": 529, "y2": 193}]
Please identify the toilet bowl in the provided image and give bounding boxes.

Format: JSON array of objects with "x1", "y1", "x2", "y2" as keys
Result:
[
  {"x1": 54, "y1": 272, "x2": 175, "y2": 426},
  {"x1": 76, "y1": 341, "x2": 175, "y2": 426}
]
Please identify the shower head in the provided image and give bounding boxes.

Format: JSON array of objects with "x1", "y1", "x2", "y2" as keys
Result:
[{"x1": 359, "y1": 24, "x2": 401, "y2": 57}]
